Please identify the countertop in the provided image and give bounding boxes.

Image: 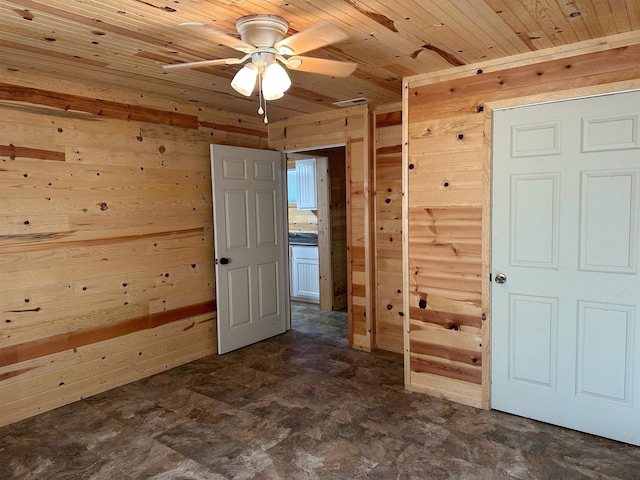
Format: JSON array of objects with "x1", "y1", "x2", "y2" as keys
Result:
[{"x1": 289, "y1": 232, "x2": 318, "y2": 246}]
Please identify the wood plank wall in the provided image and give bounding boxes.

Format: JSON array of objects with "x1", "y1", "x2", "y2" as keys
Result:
[
  {"x1": 287, "y1": 207, "x2": 318, "y2": 233},
  {"x1": 325, "y1": 148, "x2": 348, "y2": 311},
  {"x1": 269, "y1": 107, "x2": 373, "y2": 351},
  {"x1": 0, "y1": 71, "x2": 267, "y2": 426},
  {"x1": 404, "y1": 32, "x2": 640, "y2": 408},
  {"x1": 374, "y1": 104, "x2": 403, "y2": 353}
]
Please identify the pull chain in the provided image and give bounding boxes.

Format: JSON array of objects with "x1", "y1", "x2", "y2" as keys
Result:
[
  {"x1": 263, "y1": 98, "x2": 268, "y2": 124},
  {"x1": 256, "y1": 73, "x2": 268, "y2": 124},
  {"x1": 257, "y1": 73, "x2": 264, "y2": 116}
]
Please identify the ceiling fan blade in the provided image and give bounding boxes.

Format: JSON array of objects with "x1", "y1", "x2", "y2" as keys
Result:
[
  {"x1": 274, "y1": 21, "x2": 348, "y2": 55},
  {"x1": 285, "y1": 56, "x2": 357, "y2": 77},
  {"x1": 179, "y1": 22, "x2": 256, "y2": 53},
  {"x1": 163, "y1": 57, "x2": 244, "y2": 70}
]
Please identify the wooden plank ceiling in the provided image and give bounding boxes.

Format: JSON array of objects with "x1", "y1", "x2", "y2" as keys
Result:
[{"x1": 0, "y1": 0, "x2": 639, "y2": 121}]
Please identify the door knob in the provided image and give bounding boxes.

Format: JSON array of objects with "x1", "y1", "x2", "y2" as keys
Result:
[
  {"x1": 495, "y1": 273, "x2": 507, "y2": 284},
  {"x1": 217, "y1": 257, "x2": 230, "y2": 265}
]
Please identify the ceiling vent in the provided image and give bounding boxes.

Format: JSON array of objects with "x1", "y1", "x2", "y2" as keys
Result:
[{"x1": 333, "y1": 97, "x2": 370, "y2": 107}]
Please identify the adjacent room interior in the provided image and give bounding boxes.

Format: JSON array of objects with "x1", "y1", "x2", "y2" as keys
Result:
[{"x1": 1, "y1": 1, "x2": 640, "y2": 477}]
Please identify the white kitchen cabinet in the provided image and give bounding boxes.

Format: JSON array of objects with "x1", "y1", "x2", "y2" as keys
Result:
[
  {"x1": 290, "y1": 245, "x2": 319, "y2": 303},
  {"x1": 295, "y1": 158, "x2": 317, "y2": 210}
]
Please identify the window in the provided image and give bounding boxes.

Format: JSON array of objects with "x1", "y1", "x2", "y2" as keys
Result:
[{"x1": 287, "y1": 168, "x2": 297, "y2": 204}]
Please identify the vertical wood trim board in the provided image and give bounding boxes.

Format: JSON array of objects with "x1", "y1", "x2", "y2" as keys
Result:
[
  {"x1": 404, "y1": 35, "x2": 640, "y2": 408},
  {"x1": 364, "y1": 109, "x2": 375, "y2": 347},
  {"x1": 316, "y1": 155, "x2": 333, "y2": 311},
  {"x1": 402, "y1": 82, "x2": 412, "y2": 388},
  {"x1": 0, "y1": 75, "x2": 267, "y2": 426},
  {"x1": 480, "y1": 107, "x2": 493, "y2": 409},
  {"x1": 346, "y1": 139, "x2": 355, "y2": 347}
]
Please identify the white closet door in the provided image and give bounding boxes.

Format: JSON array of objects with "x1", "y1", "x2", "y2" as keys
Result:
[{"x1": 492, "y1": 90, "x2": 640, "y2": 445}]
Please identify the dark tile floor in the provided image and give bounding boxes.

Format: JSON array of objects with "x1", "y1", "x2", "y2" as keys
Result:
[{"x1": 1, "y1": 302, "x2": 639, "y2": 479}]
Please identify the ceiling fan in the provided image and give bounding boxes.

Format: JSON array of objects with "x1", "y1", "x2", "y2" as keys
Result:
[{"x1": 163, "y1": 15, "x2": 358, "y2": 123}]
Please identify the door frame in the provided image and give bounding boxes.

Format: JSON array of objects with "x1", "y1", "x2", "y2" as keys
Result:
[{"x1": 482, "y1": 81, "x2": 640, "y2": 408}]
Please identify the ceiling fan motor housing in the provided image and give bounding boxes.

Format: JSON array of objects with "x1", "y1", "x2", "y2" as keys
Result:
[{"x1": 236, "y1": 15, "x2": 289, "y2": 48}]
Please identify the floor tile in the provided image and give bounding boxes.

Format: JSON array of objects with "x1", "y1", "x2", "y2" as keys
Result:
[{"x1": 1, "y1": 302, "x2": 639, "y2": 479}]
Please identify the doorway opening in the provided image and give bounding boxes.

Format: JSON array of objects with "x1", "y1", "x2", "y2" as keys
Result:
[{"x1": 285, "y1": 146, "x2": 348, "y2": 313}]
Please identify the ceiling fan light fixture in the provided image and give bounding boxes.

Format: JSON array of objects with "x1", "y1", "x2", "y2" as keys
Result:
[
  {"x1": 262, "y1": 62, "x2": 291, "y2": 100},
  {"x1": 167, "y1": 15, "x2": 357, "y2": 122},
  {"x1": 231, "y1": 63, "x2": 258, "y2": 96}
]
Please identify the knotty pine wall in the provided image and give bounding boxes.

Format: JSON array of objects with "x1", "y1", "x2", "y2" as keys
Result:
[
  {"x1": 404, "y1": 32, "x2": 640, "y2": 408},
  {"x1": 374, "y1": 104, "x2": 403, "y2": 353},
  {"x1": 269, "y1": 106, "x2": 374, "y2": 351},
  {"x1": 288, "y1": 207, "x2": 318, "y2": 232},
  {"x1": 323, "y1": 147, "x2": 348, "y2": 312},
  {"x1": 0, "y1": 71, "x2": 267, "y2": 426}
]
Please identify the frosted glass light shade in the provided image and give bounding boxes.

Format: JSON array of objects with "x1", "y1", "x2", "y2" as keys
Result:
[
  {"x1": 231, "y1": 63, "x2": 258, "y2": 96},
  {"x1": 262, "y1": 89, "x2": 284, "y2": 101},
  {"x1": 262, "y1": 62, "x2": 291, "y2": 101}
]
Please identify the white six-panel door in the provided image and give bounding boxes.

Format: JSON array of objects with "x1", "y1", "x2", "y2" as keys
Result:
[
  {"x1": 211, "y1": 145, "x2": 289, "y2": 354},
  {"x1": 491, "y1": 90, "x2": 640, "y2": 445}
]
